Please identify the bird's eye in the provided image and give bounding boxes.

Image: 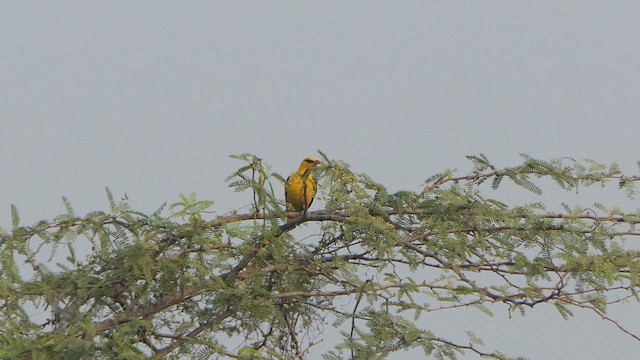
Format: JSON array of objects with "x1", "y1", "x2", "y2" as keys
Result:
[{"x1": 305, "y1": 159, "x2": 315, "y2": 163}]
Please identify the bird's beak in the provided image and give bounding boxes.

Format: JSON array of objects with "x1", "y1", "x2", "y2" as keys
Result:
[{"x1": 315, "y1": 159, "x2": 321, "y2": 165}]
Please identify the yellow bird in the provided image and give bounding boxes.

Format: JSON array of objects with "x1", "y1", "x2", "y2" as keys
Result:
[{"x1": 285, "y1": 157, "x2": 320, "y2": 212}]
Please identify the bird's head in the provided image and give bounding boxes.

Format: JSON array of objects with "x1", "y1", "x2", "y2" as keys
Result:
[{"x1": 299, "y1": 156, "x2": 320, "y2": 172}]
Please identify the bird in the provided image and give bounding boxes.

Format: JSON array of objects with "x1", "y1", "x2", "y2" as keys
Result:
[{"x1": 285, "y1": 157, "x2": 320, "y2": 213}]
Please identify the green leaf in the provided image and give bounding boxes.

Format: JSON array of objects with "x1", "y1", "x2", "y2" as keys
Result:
[{"x1": 10, "y1": 204, "x2": 20, "y2": 228}]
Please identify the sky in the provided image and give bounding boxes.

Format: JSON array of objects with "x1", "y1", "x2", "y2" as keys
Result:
[{"x1": 1, "y1": 2, "x2": 640, "y2": 359}]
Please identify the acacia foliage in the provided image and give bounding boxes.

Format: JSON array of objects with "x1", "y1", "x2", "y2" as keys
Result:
[{"x1": 1, "y1": 153, "x2": 640, "y2": 359}]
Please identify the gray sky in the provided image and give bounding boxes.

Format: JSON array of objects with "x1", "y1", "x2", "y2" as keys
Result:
[{"x1": 2, "y1": 2, "x2": 640, "y2": 359}]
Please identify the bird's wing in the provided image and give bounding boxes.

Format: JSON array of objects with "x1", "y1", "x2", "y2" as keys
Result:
[{"x1": 305, "y1": 174, "x2": 316, "y2": 210}]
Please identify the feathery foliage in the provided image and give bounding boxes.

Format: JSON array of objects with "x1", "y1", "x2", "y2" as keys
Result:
[{"x1": 1, "y1": 153, "x2": 640, "y2": 359}]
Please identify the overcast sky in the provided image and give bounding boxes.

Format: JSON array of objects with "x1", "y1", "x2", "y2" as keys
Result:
[{"x1": 2, "y1": 2, "x2": 640, "y2": 359}]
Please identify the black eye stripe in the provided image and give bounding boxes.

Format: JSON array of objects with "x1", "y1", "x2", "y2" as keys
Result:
[{"x1": 305, "y1": 159, "x2": 315, "y2": 163}]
